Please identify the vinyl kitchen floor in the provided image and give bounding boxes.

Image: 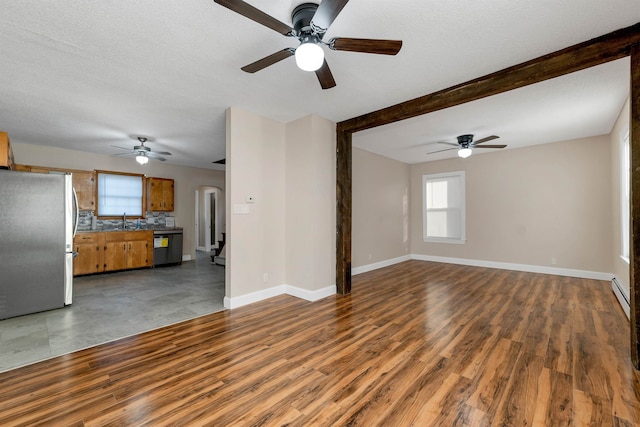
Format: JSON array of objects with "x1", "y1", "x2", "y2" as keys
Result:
[{"x1": 0, "y1": 251, "x2": 226, "y2": 373}]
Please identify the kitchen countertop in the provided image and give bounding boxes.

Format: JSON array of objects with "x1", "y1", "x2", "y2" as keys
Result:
[{"x1": 77, "y1": 227, "x2": 183, "y2": 233}]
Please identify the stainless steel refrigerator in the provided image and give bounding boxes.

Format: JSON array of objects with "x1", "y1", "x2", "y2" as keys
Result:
[{"x1": 0, "y1": 170, "x2": 77, "y2": 320}]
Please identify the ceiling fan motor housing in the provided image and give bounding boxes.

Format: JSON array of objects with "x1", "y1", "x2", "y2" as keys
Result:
[
  {"x1": 133, "y1": 145, "x2": 151, "y2": 152},
  {"x1": 292, "y1": 3, "x2": 319, "y2": 36},
  {"x1": 457, "y1": 134, "x2": 474, "y2": 146}
]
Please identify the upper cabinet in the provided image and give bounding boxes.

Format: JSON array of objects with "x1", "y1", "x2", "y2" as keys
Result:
[
  {"x1": 0, "y1": 131, "x2": 15, "y2": 170},
  {"x1": 73, "y1": 170, "x2": 96, "y2": 210},
  {"x1": 147, "y1": 177, "x2": 174, "y2": 211}
]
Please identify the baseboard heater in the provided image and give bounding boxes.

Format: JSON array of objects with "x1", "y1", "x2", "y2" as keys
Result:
[{"x1": 612, "y1": 277, "x2": 630, "y2": 320}]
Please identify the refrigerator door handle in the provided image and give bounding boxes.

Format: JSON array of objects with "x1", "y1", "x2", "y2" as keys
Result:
[{"x1": 72, "y1": 186, "x2": 79, "y2": 238}]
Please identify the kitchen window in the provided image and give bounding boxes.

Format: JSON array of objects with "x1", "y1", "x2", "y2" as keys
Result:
[
  {"x1": 96, "y1": 171, "x2": 144, "y2": 217},
  {"x1": 423, "y1": 171, "x2": 465, "y2": 244}
]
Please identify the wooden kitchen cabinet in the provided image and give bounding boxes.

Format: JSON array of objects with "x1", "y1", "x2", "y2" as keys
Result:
[
  {"x1": 147, "y1": 177, "x2": 174, "y2": 211},
  {"x1": 73, "y1": 170, "x2": 96, "y2": 210},
  {"x1": 104, "y1": 230, "x2": 153, "y2": 272},
  {"x1": 73, "y1": 232, "x2": 105, "y2": 276},
  {"x1": 74, "y1": 230, "x2": 152, "y2": 275},
  {"x1": 104, "y1": 240, "x2": 128, "y2": 272},
  {"x1": 0, "y1": 131, "x2": 15, "y2": 169}
]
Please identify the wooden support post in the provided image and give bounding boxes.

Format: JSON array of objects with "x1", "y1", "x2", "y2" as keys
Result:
[
  {"x1": 336, "y1": 125, "x2": 352, "y2": 295},
  {"x1": 630, "y1": 43, "x2": 640, "y2": 369}
]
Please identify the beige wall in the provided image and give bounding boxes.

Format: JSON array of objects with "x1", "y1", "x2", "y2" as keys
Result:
[
  {"x1": 225, "y1": 108, "x2": 336, "y2": 302},
  {"x1": 409, "y1": 136, "x2": 613, "y2": 272},
  {"x1": 610, "y1": 98, "x2": 631, "y2": 290},
  {"x1": 225, "y1": 107, "x2": 287, "y2": 298},
  {"x1": 11, "y1": 142, "x2": 224, "y2": 260},
  {"x1": 285, "y1": 115, "x2": 336, "y2": 291},
  {"x1": 352, "y1": 148, "x2": 410, "y2": 268}
]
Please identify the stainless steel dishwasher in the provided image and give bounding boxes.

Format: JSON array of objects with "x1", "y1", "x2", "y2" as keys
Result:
[{"x1": 153, "y1": 229, "x2": 183, "y2": 266}]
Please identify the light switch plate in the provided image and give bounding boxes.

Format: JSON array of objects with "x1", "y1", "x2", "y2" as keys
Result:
[{"x1": 234, "y1": 204, "x2": 250, "y2": 214}]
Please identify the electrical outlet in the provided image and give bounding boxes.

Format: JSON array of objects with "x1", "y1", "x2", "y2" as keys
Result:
[
  {"x1": 551, "y1": 257, "x2": 557, "y2": 265},
  {"x1": 263, "y1": 273, "x2": 268, "y2": 283}
]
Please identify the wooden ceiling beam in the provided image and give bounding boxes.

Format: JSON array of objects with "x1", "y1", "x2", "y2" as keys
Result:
[{"x1": 339, "y1": 22, "x2": 640, "y2": 134}]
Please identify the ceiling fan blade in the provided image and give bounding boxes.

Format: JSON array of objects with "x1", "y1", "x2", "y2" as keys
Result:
[
  {"x1": 114, "y1": 152, "x2": 135, "y2": 157},
  {"x1": 473, "y1": 135, "x2": 500, "y2": 145},
  {"x1": 241, "y1": 49, "x2": 294, "y2": 73},
  {"x1": 145, "y1": 152, "x2": 167, "y2": 161},
  {"x1": 437, "y1": 142, "x2": 459, "y2": 147},
  {"x1": 474, "y1": 144, "x2": 507, "y2": 149},
  {"x1": 428, "y1": 147, "x2": 458, "y2": 154},
  {"x1": 213, "y1": 0, "x2": 294, "y2": 36},
  {"x1": 315, "y1": 59, "x2": 336, "y2": 89},
  {"x1": 311, "y1": 0, "x2": 349, "y2": 34},
  {"x1": 330, "y1": 38, "x2": 402, "y2": 55},
  {"x1": 153, "y1": 151, "x2": 172, "y2": 156},
  {"x1": 110, "y1": 145, "x2": 134, "y2": 151}
]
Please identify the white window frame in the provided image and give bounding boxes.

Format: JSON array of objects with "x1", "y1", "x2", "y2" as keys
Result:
[
  {"x1": 621, "y1": 131, "x2": 630, "y2": 263},
  {"x1": 96, "y1": 171, "x2": 144, "y2": 218},
  {"x1": 422, "y1": 171, "x2": 466, "y2": 244}
]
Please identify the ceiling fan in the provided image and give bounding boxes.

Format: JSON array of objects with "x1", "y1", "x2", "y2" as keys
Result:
[
  {"x1": 111, "y1": 137, "x2": 172, "y2": 164},
  {"x1": 213, "y1": 0, "x2": 403, "y2": 89},
  {"x1": 428, "y1": 134, "x2": 507, "y2": 158}
]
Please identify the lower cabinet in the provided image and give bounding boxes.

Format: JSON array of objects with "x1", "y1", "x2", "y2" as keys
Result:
[
  {"x1": 74, "y1": 230, "x2": 153, "y2": 276},
  {"x1": 73, "y1": 232, "x2": 105, "y2": 276}
]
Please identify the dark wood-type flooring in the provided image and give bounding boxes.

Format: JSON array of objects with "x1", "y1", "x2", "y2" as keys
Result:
[{"x1": 1, "y1": 261, "x2": 639, "y2": 426}]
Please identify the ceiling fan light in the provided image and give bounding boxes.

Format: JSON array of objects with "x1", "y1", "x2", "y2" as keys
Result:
[
  {"x1": 295, "y1": 41, "x2": 324, "y2": 72},
  {"x1": 458, "y1": 147, "x2": 472, "y2": 158},
  {"x1": 136, "y1": 154, "x2": 149, "y2": 165}
]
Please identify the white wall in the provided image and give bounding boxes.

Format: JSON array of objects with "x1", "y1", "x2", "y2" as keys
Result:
[
  {"x1": 285, "y1": 114, "x2": 336, "y2": 292},
  {"x1": 350, "y1": 134, "x2": 615, "y2": 276},
  {"x1": 409, "y1": 136, "x2": 612, "y2": 273},
  {"x1": 610, "y1": 98, "x2": 630, "y2": 291},
  {"x1": 11, "y1": 142, "x2": 224, "y2": 260},
  {"x1": 225, "y1": 108, "x2": 336, "y2": 307},
  {"x1": 352, "y1": 148, "x2": 410, "y2": 269},
  {"x1": 225, "y1": 107, "x2": 287, "y2": 300}
]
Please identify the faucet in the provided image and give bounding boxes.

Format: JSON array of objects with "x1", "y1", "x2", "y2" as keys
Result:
[{"x1": 123, "y1": 212, "x2": 127, "y2": 229}]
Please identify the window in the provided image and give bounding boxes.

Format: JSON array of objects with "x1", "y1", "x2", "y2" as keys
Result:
[
  {"x1": 621, "y1": 131, "x2": 630, "y2": 262},
  {"x1": 423, "y1": 171, "x2": 465, "y2": 244},
  {"x1": 97, "y1": 171, "x2": 143, "y2": 217}
]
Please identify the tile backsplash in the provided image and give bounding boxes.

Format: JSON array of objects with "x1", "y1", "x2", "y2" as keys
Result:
[{"x1": 77, "y1": 211, "x2": 174, "y2": 231}]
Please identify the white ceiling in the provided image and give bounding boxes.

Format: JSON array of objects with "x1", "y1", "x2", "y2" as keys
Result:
[{"x1": 0, "y1": 1, "x2": 638, "y2": 170}]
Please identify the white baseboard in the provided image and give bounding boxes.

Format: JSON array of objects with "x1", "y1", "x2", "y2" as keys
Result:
[
  {"x1": 225, "y1": 285, "x2": 286, "y2": 309},
  {"x1": 224, "y1": 284, "x2": 336, "y2": 309},
  {"x1": 196, "y1": 246, "x2": 206, "y2": 252},
  {"x1": 285, "y1": 284, "x2": 336, "y2": 301},
  {"x1": 612, "y1": 277, "x2": 630, "y2": 319},
  {"x1": 182, "y1": 254, "x2": 192, "y2": 261},
  {"x1": 411, "y1": 254, "x2": 613, "y2": 281},
  {"x1": 352, "y1": 255, "x2": 411, "y2": 276}
]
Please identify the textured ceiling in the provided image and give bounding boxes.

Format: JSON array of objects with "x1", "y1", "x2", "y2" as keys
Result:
[{"x1": 0, "y1": 1, "x2": 639, "y2": 169}]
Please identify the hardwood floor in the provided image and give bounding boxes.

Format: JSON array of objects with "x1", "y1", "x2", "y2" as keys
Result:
[{"x1": 1, "y1": 260, "x2": 638, "y2": 426}]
